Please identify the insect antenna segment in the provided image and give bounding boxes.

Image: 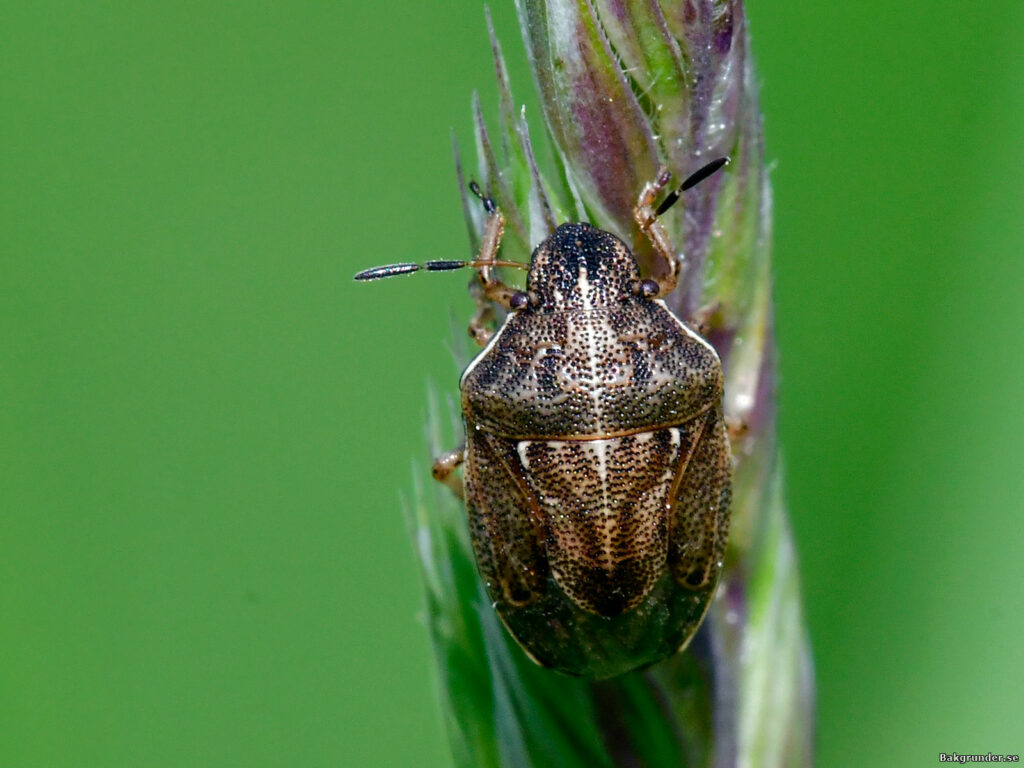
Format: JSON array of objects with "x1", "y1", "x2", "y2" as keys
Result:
[
  {"x1": 654, "y1": 156, "x2": 730, "y2": 217},
  {"x1": 353, "y1": 258, "x2": 528, "y2": 281}
]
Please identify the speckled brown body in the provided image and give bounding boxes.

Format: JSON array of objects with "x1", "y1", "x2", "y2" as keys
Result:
[{"x1": 460, "y1": 223, "x2": 731, "y2": 679}]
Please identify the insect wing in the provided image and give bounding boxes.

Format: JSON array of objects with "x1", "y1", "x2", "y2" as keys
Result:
[
  {"x1": 669, "y1": 407, "x2": 732, "y2": 591},
  {"x1": 463, "y1": 428, "x2": 548, "y2": 607}
]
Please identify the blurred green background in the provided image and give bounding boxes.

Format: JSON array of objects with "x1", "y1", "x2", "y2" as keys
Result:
[{"x1": 2, "y1": 1, "x2": 1021, "y2": 766}]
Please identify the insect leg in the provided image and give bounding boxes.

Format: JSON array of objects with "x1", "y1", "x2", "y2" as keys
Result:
[
  {"x1": 463, "y1": 181, "x2": 520, "y2": 346},
  {"x1": 726, "y1": 417, "x2": 749, "y2": 441},
  {"x1": 469, "y1": 182, "x2": 519, "y2": 309},
  {"x1": 687, "y1": 300, "x2": 722, "y2": 336},
  {"x1": 467, "y1": 288, "x2": 498, "y2": 346},
  {"x1": 633, "y1": 168, "x2": 682, "y2": 298},
  {"x1": 432, "y1": 445, "x2": 466, "y2": 500},
  {"x1": 635, "y1": 158, "x2": 730, "y2": 299}
]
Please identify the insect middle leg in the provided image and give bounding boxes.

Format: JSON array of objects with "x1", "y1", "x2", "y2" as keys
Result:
[
  {"x1": 467, "y1": 283, "x2": 498, "y2": 347},
  {"x1": 432, "y1": 445, "x2": 466, "y2": 500}
]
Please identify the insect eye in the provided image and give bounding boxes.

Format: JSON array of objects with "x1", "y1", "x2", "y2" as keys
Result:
[{"x1": 510, "y1": 291, "x2": 530, "y2": 310}]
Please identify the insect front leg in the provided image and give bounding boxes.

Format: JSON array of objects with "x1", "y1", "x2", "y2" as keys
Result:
[
  {"x1": 633, "y1": 168, "x2": 682, "y2": 299},
  {"x1": 432, "y1": 445, "x2": 466, "y2": 500},
  {"x1": 466, "y1": 182, "x2": 518, "y2": 346},
  {"x1": 634, "y1": 159, "x2": 730, "y2": 300}
]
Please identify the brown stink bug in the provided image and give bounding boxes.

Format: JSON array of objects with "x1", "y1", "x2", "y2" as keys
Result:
[{"x1": 355, "y1": 159, "x2": 732, "y2": 679}]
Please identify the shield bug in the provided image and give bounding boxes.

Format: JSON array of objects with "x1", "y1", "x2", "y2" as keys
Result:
[{"x1": 355, "y1": 159, "x2": 732, "y2": 679}]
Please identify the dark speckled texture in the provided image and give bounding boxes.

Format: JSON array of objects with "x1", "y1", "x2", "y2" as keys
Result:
[
  {"x1": 462, "y1": 227, "x2": 723, "y2": 438},
  {"x1": 460, "y1": 225, "x2": 731, "y2": 678}
]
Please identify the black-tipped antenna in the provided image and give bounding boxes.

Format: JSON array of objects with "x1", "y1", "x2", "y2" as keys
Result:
[
  {"x1": 353, "y1": 258, "x2": 527, "y2": 282},
  {"x1": 354, "y1": 179, "x2": 523, "y2": 282},
  {"x1": 654, "y1": 156, "x2": 730, "y2": 217},
  {"x1": 353, "y1": 263, "x2": 421, "y2": 281}
]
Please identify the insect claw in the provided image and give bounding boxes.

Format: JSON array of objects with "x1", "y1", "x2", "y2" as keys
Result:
[{"x1": 468, "y1": 179, "x2": 497, "y2": 213}]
